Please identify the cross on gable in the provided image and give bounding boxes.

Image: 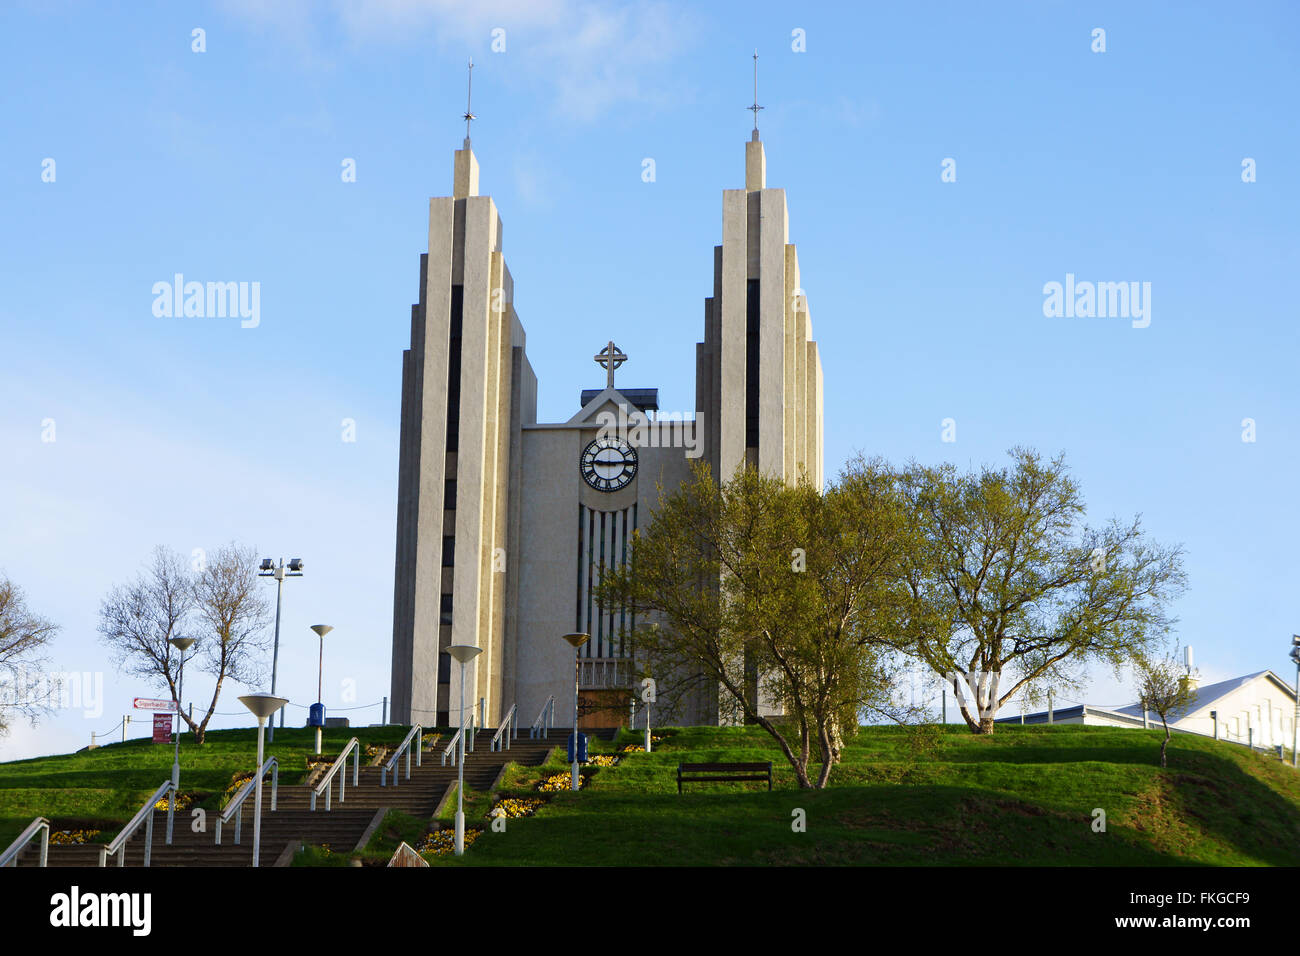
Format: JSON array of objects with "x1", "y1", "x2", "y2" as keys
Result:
[{"x1": 594, "y1": 341, "x2": 627, "y2": 389}]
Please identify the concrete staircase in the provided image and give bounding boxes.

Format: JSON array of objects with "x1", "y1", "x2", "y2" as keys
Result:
[{"x1": 16, "y1": 728, "x2": 591, "y2": 867}]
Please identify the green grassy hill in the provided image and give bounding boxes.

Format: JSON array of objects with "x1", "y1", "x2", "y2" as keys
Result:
[
  {"x1": 0, "y1": 725, "x2": 412, "y2": 847},
  {"x1": 5, "y1": 723, "x2": 1300, "y2": 865},
  {"x1": 425, "y1": 724, "x2": 1300, "y2": 866}
]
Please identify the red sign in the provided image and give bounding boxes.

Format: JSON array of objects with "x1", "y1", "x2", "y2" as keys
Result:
[
  {"x1": 153, "y1": 712, "x2": 173, "y2": 743},
  {"x1": 135, "y1": 698, "x2": 176, "y2": 711}
]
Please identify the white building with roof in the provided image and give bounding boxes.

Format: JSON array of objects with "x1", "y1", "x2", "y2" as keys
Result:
[{"x1": 997, "y1": 670, "x2": 1299, "y2": 752}]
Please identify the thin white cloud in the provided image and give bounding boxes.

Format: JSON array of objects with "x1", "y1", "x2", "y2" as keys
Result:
[{"x1": 221, "y1": 0, "x2": 696, "y2": 123}]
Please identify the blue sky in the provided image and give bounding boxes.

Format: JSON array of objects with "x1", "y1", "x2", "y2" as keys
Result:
[{"x1": 1, "y1": 0, "x2": 1297, "y2": 758}]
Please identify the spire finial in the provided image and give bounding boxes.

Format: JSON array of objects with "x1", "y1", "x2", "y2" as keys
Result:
[
  {"x1": 462, "y1": 56, "x2": 476, "y2": 148},
  {"x1": 747, "y1": 49, "x2": 763, "y2": 140}
]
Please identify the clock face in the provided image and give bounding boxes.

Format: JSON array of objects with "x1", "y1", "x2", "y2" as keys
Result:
[{"x1": 581, "y1": 437, "x2": 638, "y2": 492}]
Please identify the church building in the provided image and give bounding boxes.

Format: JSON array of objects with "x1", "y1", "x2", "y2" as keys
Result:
[{"x1": 388, "y1": 110, "x2": 824, "y2": 731}]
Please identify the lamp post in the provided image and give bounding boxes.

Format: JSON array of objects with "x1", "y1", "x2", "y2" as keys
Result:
[
  {"x1": 562, "y1": 632, "x2": 590, "y2": 791},
  {"x1": 309, "y1": 625, "x2": 334, "y2": 755},
  {"x1": 258, "y1": 557, "x2": 303, "y2": 740},
  {"x1": 1289, "y1": 636, "x2": 1300, "y2": 768},
  {"x1": 446, "y1": 644, "x2": 483, "y2": 856},
  {"x1": 238, "y1": 692, "x2": 287, "y2": 867},
  {"x1": 166, "y1": 636, "x2": 196, "y2": 845}
]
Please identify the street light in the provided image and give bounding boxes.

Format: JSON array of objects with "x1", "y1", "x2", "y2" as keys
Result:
[
  {"x1": 309, "y1": 624, "x2": 334, "y2": 755},
  {"x1": 1289, "y1": 635, "x2": 1300, "y2": 768},
  {"x1": 166, "y1": 636, "x2": 197, "y2": 845},
  {"x1": 445, "y1": 644, "x2": 482, "y2": 856},
  {"x1": 238, "y1": 692, "x2": 288, "y2": 868},
  {"x1": 562, "y1": 632, "x2": 590, "y2": 791},
  {"x1": 258, "y1": 557, "x2": 304, "y2": 741}
]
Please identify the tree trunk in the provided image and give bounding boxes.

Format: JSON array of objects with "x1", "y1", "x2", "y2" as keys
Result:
[
  {"x1": 978, "y1": 716, "x2": 995, "y2": 735},
  {"x1": 816, "y1": 722, "x2": 835, "y2": 788},
  {"x1": 1160, "y1": 722, "x2": 1170, "y2": 768}
]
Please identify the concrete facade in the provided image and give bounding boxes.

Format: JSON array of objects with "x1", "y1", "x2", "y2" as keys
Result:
[{"x1": 391, "y1": 134, "x2": 824, "y2": 729}]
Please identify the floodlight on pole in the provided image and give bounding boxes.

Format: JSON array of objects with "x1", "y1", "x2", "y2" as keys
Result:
[
  {"x1": 1292, "y1": 635, "x2": 1300, "y2": 769},
  {"x1": 446, "y1": 644, "x2": 483, "y2": 856},
  {"x1": 165, "y1": 636, "x2": 197, "y2": 845},
  {"x1": 238, "y1": 692, "x2": 288, "y2": 868},
  {"x1": 562, "y1": 633, "x2": 590, "y2": 791},
  {"x1": 258, "y1": 557, "x2": 304, "y2": 740},
  {"x1": 309, "y1": 625, "x2": 334, "y2": 755}
]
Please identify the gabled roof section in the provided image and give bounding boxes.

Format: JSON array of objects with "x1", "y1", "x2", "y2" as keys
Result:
[
  {"x1": 994, "y1": 670, "x2": 1296, "y2": 725},
  {"x1": 566, "y1": 387, "x2": 657, "y2": 426}
]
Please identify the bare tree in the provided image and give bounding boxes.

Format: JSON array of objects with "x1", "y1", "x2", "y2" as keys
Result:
[
  {"x1": 0, "y1": 575, "x2": 61, "y2": 736},
  {"x1": 1135, "y1": 650, "x2": 1195, "y2": 768},
  {"x1": 190, "y1": 544, "x2": 272, "y2": 743},
  {"x1": 98, "y1": 546, "x2": 193, "y2": 721},
  {"x1": 98, "y1": 544, "x2": 271, "y2": 744}
]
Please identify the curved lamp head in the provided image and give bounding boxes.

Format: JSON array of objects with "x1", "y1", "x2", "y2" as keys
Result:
[
  {"x1": 170, "y1": 636, "x2": 197, "y2": 652},
  {"x1": 562, "y1": 632, "x2": 590, "y2": 650},
  {"x1": 239, "y1": 693, "x2": 288, "y2": 720},
  {"x1": 310, "y1": 625, "x2": 334, "y2": 638},
  {"x1": 445, "y1": 644, "x2": 483, "y2": 664}
]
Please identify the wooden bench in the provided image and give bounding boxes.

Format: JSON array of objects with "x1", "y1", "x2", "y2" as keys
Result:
[{"x1": 677, "y1": 761, "x2": 772, "y2": 793}]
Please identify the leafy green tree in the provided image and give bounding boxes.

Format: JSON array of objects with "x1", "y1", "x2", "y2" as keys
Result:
[
  {"x1": 598, "y1": 459, "x2": 912, "y2": 788},
  {"x1": 899, "y1": 448, "x2": 1186, "y2": 734},
  {"x1": 1135, "y1": 650, "x2": 1196, "y2": 768}
]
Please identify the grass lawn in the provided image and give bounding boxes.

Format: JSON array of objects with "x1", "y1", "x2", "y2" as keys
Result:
[
  {"x1": 0, "y1": 725, "x2": 417, "y2": 846},
  {"x1": 7, "y1": 723, "x2": 1300, "y2": 865},
  {"x1": 419, "y1": 724, "x2": 1300, "y2": 866}
]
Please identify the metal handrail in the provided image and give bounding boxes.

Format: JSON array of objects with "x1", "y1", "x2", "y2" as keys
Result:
[
  {"x1": 311, "y1": 737, "x2": 361, "y2": 811},
  {"x1": 1, "y1": 816, "x2": 49, "y2": 867},
  {"x1": 530, "y1": 696, "x2": 555, "y2": 738},
  {"x1": 491, "y1": 703, "x2": 518, "y2": 751},
  {"x1": 99, "y1": 779, "x2": 174, "y2": 867},
  {"x1": 440, "y1": 709, "x2": 478, "y2": 765},
  {"x1": 441, "y1": 724, "x2": 464, "y2": 766},
  {"x1": 381, "y1": 725, "x2": 423, "y2": 786},
  {"x1": 215, "y1": 757, "x2": 278, "y2": 845}
]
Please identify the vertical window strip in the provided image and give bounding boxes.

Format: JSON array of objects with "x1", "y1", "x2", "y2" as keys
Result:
[
  {"x1": 618, "y1": 506, "x2": 628, "y2": 658},
  {"x1": 575, "y1": 504, "x2": 585, "y2": 632},
  {"x1": 585, "y1": 506, "x2": 596, "y2": 660},
  {"x1": 597, "y1": 510, "x2": 607, "y2": 657}
]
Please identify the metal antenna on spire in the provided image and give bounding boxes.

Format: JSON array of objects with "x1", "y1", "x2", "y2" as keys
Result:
[
  {"x1": 463, "y1": 56, "x2": 476, "y2": 147},
  {"x1": 747, "y1": 49, "x2": 763, "y2": 139}
]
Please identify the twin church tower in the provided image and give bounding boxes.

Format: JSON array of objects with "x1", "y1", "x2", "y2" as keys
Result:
[{"x1": 389, "y1": 98, "x2": 824, "y2": 730}]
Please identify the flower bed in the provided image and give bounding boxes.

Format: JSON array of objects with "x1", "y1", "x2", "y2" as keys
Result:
[
  {"x1": 586, "y1": 754, "x2": 619, "y2": 768},
  {"x1": 153, "y1": 792, "x2": 194, "y2": 811},
  {"x1": 416, "y1": 827, "x2": 482, "y2": 855},
  {"x1": 537, "y1": 771, "x2": 585, "y2": 792},
  {"x1": 487, "y1": 796, "x2": 545, "y2": 819},
  {"x1": 50, "y1": 828, "x2": 101, "y2": 845},
  {"x1": 220, "y1": 773, "x2": 253, "y2": 806}
]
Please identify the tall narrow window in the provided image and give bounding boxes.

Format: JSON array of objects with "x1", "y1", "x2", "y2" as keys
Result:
[
  {"x1": 745, "y1": 278, "x2": 760, "y2": 451},
  {"x1": 446, "y1": 285, "x2": 463, "y2": 452}
]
